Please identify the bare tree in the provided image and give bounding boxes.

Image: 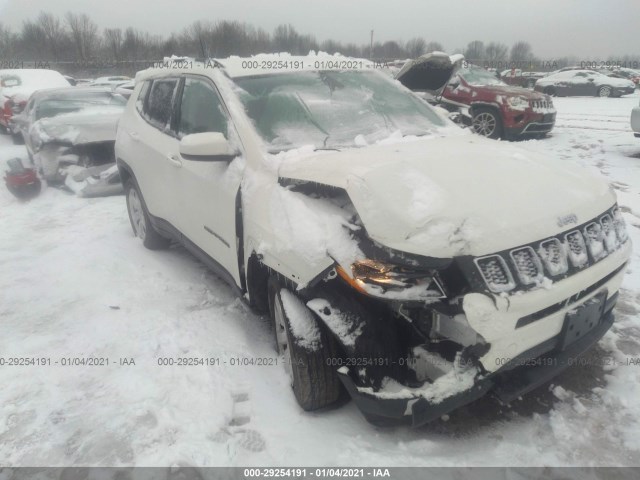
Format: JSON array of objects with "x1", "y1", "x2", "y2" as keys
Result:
[
  {"x1": 405, "y1": 37, "x2": 426, "y2": 58},
  {"x1": 485, "y1": 42, "x2": 508, "y2": 63},
  {"x1": 464, "y1": 40, "x2": 485, "y2": 63},
  {"x1": 273, "y1": 24, "x2": 299, "y2": 53},
  {"x1": 510, "y1": 41, "x2": 534, "y2": 63},
  {"x1": 425, "y1": 41, "x2": 444, "y2": 53},
  {"x1": 65, "y1": 12, "x2": 99, "y2": 60},
  {"x1": 0, "y1": 23, "x2": 18, "y2": 58},
  {"x1": 37, "y1": 12, "x2": 66, "y2": 60},
  {"x1": 104, "y1": 28, "x2": 123, "y2": 60}
]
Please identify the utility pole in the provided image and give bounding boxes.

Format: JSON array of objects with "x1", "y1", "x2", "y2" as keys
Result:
[{"x1": 370, "y1": 30, "x2": 374, "y2": 59}]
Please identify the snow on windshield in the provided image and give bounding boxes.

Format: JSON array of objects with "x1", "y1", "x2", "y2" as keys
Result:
[
  {"x1": 234, "y1": 70, "x2": 445, "y2": 152},
  {"x1": 460, "y1": 68, "x2": 506, "y2": 87}
]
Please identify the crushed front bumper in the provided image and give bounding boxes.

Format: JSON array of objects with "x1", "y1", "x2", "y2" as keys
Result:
[{"x1": 338, "y1": 293, "x2": 617, "y2": 428}]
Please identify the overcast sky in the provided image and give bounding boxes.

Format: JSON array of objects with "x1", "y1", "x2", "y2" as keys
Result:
[{"x1": 1, "y1": 0, "x2": 637, "y2": 59}]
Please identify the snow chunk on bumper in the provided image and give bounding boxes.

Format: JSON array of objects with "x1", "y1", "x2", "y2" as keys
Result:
[{"x1": 355, "y1": 367, "x2": 479, "y2": 404}]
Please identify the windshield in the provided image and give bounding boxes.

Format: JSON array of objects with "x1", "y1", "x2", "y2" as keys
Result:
[
  {"x1": 35, "y1": 93, "x2": 126, "y2": 120},
  {"x1": 234, "y1": 70, "x2": 445, "y2": 152},
  {"x1": 460, "y1": 68, "x2": 507, "y2": 87}
]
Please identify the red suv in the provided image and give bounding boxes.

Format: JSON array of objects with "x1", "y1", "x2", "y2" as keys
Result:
[{"x1": 397, "y1": 56, "x2": 556, "y2": 140}]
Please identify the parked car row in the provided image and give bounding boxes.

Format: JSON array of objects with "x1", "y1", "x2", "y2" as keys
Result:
[{"x1": 110, "y1": 54, "x2": 631, "y2": 427}]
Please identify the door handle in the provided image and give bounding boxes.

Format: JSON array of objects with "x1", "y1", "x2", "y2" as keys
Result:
[
  {"x1": 167, "y1": 154, "x2": 182, "y2": 168},
  {"x1": 129, "y1": 131, "x2": 140, "y2": 141}
]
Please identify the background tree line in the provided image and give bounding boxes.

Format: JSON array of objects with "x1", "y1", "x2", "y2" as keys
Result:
[{"x1": 1, "y1": 12, "x2": 638, "y2": 75}]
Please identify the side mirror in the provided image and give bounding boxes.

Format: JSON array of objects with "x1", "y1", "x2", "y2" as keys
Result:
[{"x1": 179, "y1": 132, "x2": 237, "y2": 162}]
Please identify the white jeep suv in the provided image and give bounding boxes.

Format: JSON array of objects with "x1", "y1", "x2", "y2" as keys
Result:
[{"x1": 115, "y1": 54, "x2": 631, "y2": 427}]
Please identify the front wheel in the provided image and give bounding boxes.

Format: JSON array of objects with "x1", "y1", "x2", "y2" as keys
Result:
[
  {"x1": 471, "y1": 107, "x2": 503, "y2": 139},
  {"x1": 125, "y1": 180, "x2": 170, "y2": 250},
  {"x1": 268, "y1": 278, "x2": 344, "y2": 411}
]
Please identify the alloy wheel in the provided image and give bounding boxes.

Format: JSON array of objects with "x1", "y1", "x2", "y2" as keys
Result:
[{"x1": 473, "y1": 112, "x2": 497, "y2": 137}]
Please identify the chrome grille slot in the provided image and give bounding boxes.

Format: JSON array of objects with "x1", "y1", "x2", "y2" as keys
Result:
[
  {"x1": 600, "y1": 214, "x2": 619, "y2": 252},
  {"x1": 612, "y1": 208, "x2": 628, "y2": 242},
  {"x1": 565, "y1": 231, "x2": 588, "y2": 267},
  {"x1": 475, "y1": 255, "x2": 515, "y2": 293},
  {"x1": 538, "y1": 238, "x2": 568, "y2": 276},
  {"x1": 510, "y1": 247, "x2": 543, "y2": 285},
  {"x1": 584, "y1": 222, "x2": 606, "y2": 260}
]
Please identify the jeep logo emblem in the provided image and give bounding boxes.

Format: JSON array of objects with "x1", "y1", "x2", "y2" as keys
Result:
[{"x1": 557, "y1": 214, "x2": 578, "y2": 227}]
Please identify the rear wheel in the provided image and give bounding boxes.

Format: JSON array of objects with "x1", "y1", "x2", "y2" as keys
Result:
[
  {"x1": 125, "y1": 180, "x2": 170, "y2": 250},
  {"x1": 268, "y1": 278, "x2": 344, "y2": 411},
  {"x1": 598, "y1": 86, "x2": 612, "y2": 97},
  {"x1": 471, "y1": 107, "x2": 503, "y2": 139}
]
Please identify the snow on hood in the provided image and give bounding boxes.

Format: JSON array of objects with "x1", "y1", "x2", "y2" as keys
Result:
[
  {"x1": 32, "y1": 106, "x2": 123, "y2": 146},
  {"x1": 277, "y1": 135, "x2": 615, "y2": 258},
  {"x1": 475, "y1": 83, "x2": 549, "y2": 99}
]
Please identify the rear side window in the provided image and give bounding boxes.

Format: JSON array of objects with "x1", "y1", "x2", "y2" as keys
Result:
[
  {"x1": 143, "y1": 78, "x2": 178, "y2": 130},
  {"x1": 135, "y1": 81, "x2": 151, "y2": 115},
  {"x1": 177, "y1": 78, "x2": 228, "y2": 138}
]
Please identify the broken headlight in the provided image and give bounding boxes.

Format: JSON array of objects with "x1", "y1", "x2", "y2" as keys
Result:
[{"x1": 336, "y1": 259, "x2": 446, "y2": 300}]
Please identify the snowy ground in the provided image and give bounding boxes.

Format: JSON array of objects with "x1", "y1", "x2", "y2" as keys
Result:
[{"x1": 1, "y1": 92, "x2": 640, "y2": 468}]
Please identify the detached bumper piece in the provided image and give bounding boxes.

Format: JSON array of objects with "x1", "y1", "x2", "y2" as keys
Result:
[{"x1": 339, "y1": 293, "x2": 616, "y2": 428}]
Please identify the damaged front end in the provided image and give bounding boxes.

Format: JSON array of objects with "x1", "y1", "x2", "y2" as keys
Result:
[
  {"x1": 298, "y1": 203, "x2": 629, "y2": 427},
  {"x1": 34, "y1": 140, "x2": 116, "y2": 183}
]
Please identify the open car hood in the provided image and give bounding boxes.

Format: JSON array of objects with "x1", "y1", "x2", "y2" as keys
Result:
[{"x1": 395, "y1": 52, "x2": 465, "y2": 96}]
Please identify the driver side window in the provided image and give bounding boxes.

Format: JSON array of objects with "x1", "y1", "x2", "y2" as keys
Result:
[{"x1": 177, "y1": 78, "x2": 229, "y2": 139}]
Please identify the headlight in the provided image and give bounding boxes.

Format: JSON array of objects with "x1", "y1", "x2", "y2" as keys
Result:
[
  {"x1": 506, "y1": 96, "x2": 529, "y2": 109},
  {"x1": 336, "y1": 259, "x2": 446, "y2": 300}
]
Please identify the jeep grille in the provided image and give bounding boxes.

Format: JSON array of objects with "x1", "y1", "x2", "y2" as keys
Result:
[{"x1": 475, "y1": 206, "x2": 627, "y2": 293}]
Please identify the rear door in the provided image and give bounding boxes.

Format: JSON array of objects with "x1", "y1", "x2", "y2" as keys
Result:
[{"x1": 170, "y1": 75, "x2": 243, "y2": 285}]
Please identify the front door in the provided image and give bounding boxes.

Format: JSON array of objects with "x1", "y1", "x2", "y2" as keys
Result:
[{"x1": 171, "y1": 76, "x2": 243, "y2": 286}]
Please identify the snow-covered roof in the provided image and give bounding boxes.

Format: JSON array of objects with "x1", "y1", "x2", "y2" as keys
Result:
[
  {"x1": 218, "y1": 52, "x2": 375, "y2": 78},
  {"x1": 136, "y1": 52, "x2": 376, "y2": 82}
]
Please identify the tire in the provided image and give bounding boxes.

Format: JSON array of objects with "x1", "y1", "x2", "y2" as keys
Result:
[
  {"x1": 598, "y1": 86, "x2": 612, "y2": 97},
  {"x1": 268, "y1": 277, "x2": 344, "y2": 411},
  {"x1": 471, "y1": 107, "x2": 503, "y2": 139},
  {"x1": 125, "y1": 179, "x2": 170, "y2": 250},
  {"x1": 543, "y1": 86, "x2": 556, "y2": 97}
]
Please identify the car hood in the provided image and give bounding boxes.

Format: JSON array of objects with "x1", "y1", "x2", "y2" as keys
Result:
[
  {"x1": 467, "y1": 84, "x2": 549, "y2": 99},
  {"x1": 277, "y1": 136, "x2": 615, "y2": 258},
  {"x1": 395, "y1": 52, "x2": 464, "y2": 96},
  {"x1": 32, "y1": 107, "x2": 122, "y2": 145}
]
